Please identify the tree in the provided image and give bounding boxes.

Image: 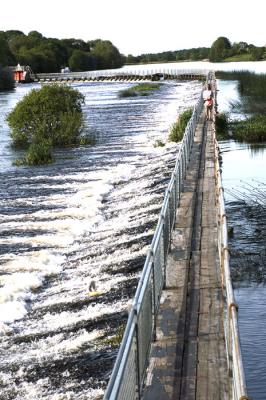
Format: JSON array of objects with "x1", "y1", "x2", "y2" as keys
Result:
[
  {"x1": 0, "y1": 32, "x2": 15, "y2": 65},
  {"x1": 0, "y1": 65, "x2": 15, "y2": 91},
  {"x1": 90, "y1": 39, "x2": 124, "y2": 69},
  {"x1": 7, "y1": 85, "x2": 85, "y2": 164},
  {"x1": 68, "y1": 50, "x2": 96, "y2": 71},
  {"x1": 209, "y1": 37, "x2": 232, "y2": 62}
]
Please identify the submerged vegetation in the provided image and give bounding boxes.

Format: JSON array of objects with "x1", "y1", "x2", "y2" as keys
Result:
[
  {"x1": 7, "y1": 85, "x2": 94, "y2": 165},
  {"x1": 118, "y1": 83, "x2": 161, "y2": 98},
  {"x1": 169, "y1": 108, "x2": 193, "y2": 142}
]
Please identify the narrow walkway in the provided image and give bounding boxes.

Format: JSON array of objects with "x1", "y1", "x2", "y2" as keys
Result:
[{"x1": 143, "y1": 115, "x2": 230, "y2": 399}]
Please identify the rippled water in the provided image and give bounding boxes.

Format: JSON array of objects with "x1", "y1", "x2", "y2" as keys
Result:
[
  {"x1": 0, "y1": 80, "x2": 202, "y2": 399},
  {"x1": 218, "y1": 78, "x2": 266, "y2": 400}
]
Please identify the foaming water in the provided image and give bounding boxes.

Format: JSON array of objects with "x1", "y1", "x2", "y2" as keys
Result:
[{"x1": 0, "y1": 80, "x2": 201, "y2": 398}]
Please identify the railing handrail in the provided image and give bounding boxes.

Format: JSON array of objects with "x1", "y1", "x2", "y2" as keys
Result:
[
  {"x1": 34, "y1": 68, "x2": 208, "y2": 80},
  {"x1": 103, "y1": 83, "x2": 204, "y2": 400},
  {"x1": 213, "y1": 82, "x2": 249, "y2": 399}
]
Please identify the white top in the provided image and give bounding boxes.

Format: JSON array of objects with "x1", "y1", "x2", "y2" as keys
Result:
[{"x1": 203, "y1": 89, "x2": 212, "y2": 100}]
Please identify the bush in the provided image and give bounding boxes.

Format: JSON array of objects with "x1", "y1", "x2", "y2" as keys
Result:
[
  {"x1": 26, "y1": 140, "x2": 53, "y2": 165},
  {"x1": 7, "y1": 84, "x2": 88, "y2": 165},
  {"x1": 0, "y1": 66, "x2": 15, "y2": 91},
  {"x1": 215, "y1": 113, "x2": 230, "y2": 139},
  {"x1": 169, "y1": 108, "x2": 193, "y2": 142}
]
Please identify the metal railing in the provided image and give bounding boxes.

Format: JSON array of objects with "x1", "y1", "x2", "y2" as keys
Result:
[
  {"x1": 103, "y1": 93, "x2": 203, "y2": 400},
  {"x1": 34, "y1": 68, "x2": 207, "y2": 81},
  {"x1": 213, "y1": 126, "x2": 250, "y2": 398}
]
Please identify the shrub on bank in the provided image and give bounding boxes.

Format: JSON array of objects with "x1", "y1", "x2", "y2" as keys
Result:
[
  {"x1": 169, "y1": 108, "x2": 193, "y2": 142},
  {"x1": 7, "y1": 84, "x2": 94, "y2": 165},
  {"x1": 215, "y1": 113, "x2": 230, "y2": 139}
]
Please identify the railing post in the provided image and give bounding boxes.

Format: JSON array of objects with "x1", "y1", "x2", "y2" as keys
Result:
[{"x1": 133, "y1": 307, "x2": 141, "y2": 400}]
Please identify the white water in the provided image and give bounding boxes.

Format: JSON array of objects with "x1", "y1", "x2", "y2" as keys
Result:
[{"x1": 0, "y1": 79, "x2": 201, "y2": 399}]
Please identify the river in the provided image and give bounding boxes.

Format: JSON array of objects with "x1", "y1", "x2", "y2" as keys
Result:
[
  {"x1": 216, "y1": 77, "x2": 266, "y2": 399},
  {"x1": 0, "y1": 61, "x2": 265, "y2": 399},
  {"x1": 0, "y1": 79, "x2": 202, "y2": 399}
]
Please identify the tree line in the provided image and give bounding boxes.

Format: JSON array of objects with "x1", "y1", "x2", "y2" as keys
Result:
[
  {"x1": 0, "y1": 30, "x2": 125, "y2": 73},
  {"x1": 126, "y1": 37, "x2": 266, "y2": 64}
]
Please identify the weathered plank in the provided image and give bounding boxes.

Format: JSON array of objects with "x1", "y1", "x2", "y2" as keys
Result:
[{"x1": 143, "y1": 117, "x2": 230, "y2": 400}]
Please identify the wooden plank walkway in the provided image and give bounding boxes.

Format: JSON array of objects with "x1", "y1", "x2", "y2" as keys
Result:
[{"x1": 143, "y1": 114, "x2": 230, "y2": 400}]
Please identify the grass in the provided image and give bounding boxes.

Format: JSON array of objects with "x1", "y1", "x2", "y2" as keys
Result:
[
  {"x1": 215, "y1": 113, "x2": 230, "y2": 140},
  {"x1": 216, "y1": 71, "x2": 266, "y2": 99},
  {"x1": 119, "y1": 83, "x2": 161, "y2": 98},
  {"x1": 169, "y1": 108, "x2": 193, "y2": 142},
  {"x1": 215, "y1": 113, "x2": 266, "y2": 143},
  {"x1": 223, "y1": 54, "x2": 254, "y2": 62},
  {"x1": 230, "y1": 115, "x2": 266, "y2": 142},
  {"x1": 216, "y1": 71, "x2": 266, "y2": 143}
]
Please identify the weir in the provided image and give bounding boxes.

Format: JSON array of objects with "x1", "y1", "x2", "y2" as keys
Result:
[
  {"x1": 103, "y1": 75, "x2": 249, "y2": 399},
  {"x1": 33, "y1": 68, "x2": 206, "y2": 83}
]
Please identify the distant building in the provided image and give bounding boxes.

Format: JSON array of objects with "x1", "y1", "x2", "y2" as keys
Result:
[
  {"x1": 61, "y1": 67, "x2": 70, "y2": 73},
  {"x1": 12, "y1": 64, "x2": 34, "y2": 83}
]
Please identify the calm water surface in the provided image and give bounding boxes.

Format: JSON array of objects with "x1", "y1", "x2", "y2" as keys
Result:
[{"x1": 217, "y1": 77, "x2": 266, "y2": 400}]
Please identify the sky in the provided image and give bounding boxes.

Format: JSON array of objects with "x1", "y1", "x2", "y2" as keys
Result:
[{"x1": 1, "y1": 0, "x2": 265, "y2": 56}]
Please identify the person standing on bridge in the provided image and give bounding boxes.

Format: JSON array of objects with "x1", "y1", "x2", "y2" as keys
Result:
[{"x1": 203, "y1": 83, "x2": 213, "y2": 121}]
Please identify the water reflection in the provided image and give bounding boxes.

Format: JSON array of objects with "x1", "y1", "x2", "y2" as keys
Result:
[
  {"x1": 248, "y1": 142, "x2": 266, "y2": 157},
  {"x1": 219, "y1": 136, "x2": 265, "y2": 399}
]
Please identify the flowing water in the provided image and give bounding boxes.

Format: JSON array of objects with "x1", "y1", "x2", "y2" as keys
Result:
[
  {"x1": 217, "y1": 78, "x2": 266, "y2": 400},
  {"x1": 1, "y1": 61, "x2": 266, "y2": 399},
  {"x1": 0, "y1": 80, "x2": 202, "y2": 399}
]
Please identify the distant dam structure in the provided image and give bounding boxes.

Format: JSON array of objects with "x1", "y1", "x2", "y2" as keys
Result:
[{"x1": 33, "y1": 68, "x2": 207, "y2": 83}]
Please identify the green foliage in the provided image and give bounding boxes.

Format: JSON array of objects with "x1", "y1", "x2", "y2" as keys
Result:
[
  {"x1": 119, "y1": 83, "x2": 161, "y2": 97},
  {"x1": 90, "y1": 39, "x2": 124, "y2": 69},
  {"x1": 169, "y1": 108, "x2": 193, "y2": 142},
  {"x1": 215, "y1": 113, "x2": 230, "y2": 139},
  {"x1": 125, "y1": 47, "x2": 210, "y2": 64},
  {"x1": 0, "y1": 32, "x2": 16, "y2": 65},
  {"x1": 230, "y1": 115, "x2": 266, "y2": 143},
  {"x1": 7, "y1": 85, "x2": 88, "y2": 165},
  {"x1": 217, "y1": 71, "x2": 266, "y2": 114},
  {"x1": 154, "y1": 139, "x2": 165, "y2": 147},
  {"x1": 68, "y1": 50, "x2": 96, "y2": 72},
  {"x1": 102, "y1": 325, "x2": 125, "y2": 346},
  {"x1": 0, "y1": 30, "x2": 124, "y2": 73},
  {"x1": 25, "y1": 140, "x2": 53, "y2": 165},
  {"x1": 223, "y1": 54, "x2": 254, "y2": 62},
  {"x1": 209, "y1": 37, "x2": 232, "y2": 62},
  {"x1": 0, "y1": 65, "x2": 15, "y2": 91}
]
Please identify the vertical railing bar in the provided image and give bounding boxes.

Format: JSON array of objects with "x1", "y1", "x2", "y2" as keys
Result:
[{"x1": 104, "y1": 75, "x2": 205, "y2": 400}]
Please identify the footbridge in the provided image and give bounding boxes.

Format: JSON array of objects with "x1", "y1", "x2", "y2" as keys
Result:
[
  {"x1": 103, "y1": 76, "x2": 249, "y2": 400},
  {"x1": 33, "y1": 68, "x2": 207, "y2": 83}
]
